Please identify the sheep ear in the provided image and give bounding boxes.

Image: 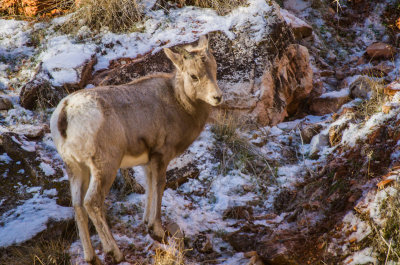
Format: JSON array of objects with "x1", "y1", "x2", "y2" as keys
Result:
[
  {"x1": 197, "y1": 35, "x2": 209, "y2": 51},
  {"x1": 164, "y1": 48, "x2": 183, "y2": 70},
  {"x1": 183, "y1": 35, "x2": 209, "y2": 53}
]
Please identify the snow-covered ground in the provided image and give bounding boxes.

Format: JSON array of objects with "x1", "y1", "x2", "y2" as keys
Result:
[
  {"x1": 1, "y1": 0, "x2": 400, "y2": 264},
  {"x1": 0, "y1": 0, "x2": 287, "y2": 262}
]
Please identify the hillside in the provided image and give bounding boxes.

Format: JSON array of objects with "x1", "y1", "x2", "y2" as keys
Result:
[{"x1": 1, "y1": 0, "x2": 400, "y2": 264}]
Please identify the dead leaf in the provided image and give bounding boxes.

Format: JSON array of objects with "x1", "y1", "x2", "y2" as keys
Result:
[{"x1": 377, "y1": 179, "x2": 394, "y2": 189}]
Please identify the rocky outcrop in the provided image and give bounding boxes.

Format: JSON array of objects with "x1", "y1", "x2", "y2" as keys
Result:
[
  {"x1": 20, "y1": 55, "x2": 97, "y2": 110},
  {"x1": 18, "y1": 3, "x2": 314, "y2": 125},
  {"x1": 0, "y1": 132, "x2": 67, "y2": 215},
  {"x1": 280, "y1": 9, "x2": 313, "y2": 40},
  {"x1": 87, "y1": 5, "x2": 314, "y2": 126},
  {"x1": 91, "y1": 52, "x2": 173, "y2": 86},
  {"x1": 252, "y1": 44, "x2": 313, "y2": 125}
]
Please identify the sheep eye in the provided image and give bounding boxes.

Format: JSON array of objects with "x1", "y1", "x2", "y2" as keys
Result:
[{"x1": 190, "y1": 74, "x2": 198, "y2": 81}]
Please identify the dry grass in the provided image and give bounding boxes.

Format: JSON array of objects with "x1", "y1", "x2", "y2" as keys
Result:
[
  {"x1": 0, "y1": 238, "x2": 71, "y2": 265},
  {"x1": 63, "y1": 0, "x2": 143, "y2": 33},
  {"x1": 211, "y1": 111, "x2": 278, "y2": 189},
  {"x1": 153, "y1": 237, "x2": 186, "y2": 265},
  {"x1": 62, "y1": 0, "x2": 247, "y2": 33},
  {"x1": 113, "y1": 168, "x2": 145, "y2": 198},
  {"x1": 353, "y1": 77, "x2": 386, "y2": 120},
  {"x1": 156, "y1": 0, "x2": 248, "y2": 15},
  {"x1": 211, "y1": 111, "x2": 253, "y2": 174},
  {"x1": 361, "y1": 182, "x2": 400, "y2": 264}
]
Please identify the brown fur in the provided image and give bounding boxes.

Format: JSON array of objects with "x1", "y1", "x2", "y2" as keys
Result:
[{"x1": 57, "y1": 99, "x2": 68, "y2": 138}]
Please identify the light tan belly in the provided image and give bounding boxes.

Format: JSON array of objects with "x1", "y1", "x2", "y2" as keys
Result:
[{"x1": 120, "y1": 153, "x2": 149, "y2": 168}]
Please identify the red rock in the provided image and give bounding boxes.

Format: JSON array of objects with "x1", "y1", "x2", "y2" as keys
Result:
[
  {"x1": 253, "y1": 44, "x2": 313, "y2": 125},
  {"x1": 280, "y1": 9, "x2": 313, "y2": 40},
  {"x1": 366, "y1": 42, "x2": 396, "y2": 60},
  {"x1": 320, "y1": 70, "x2": 335, "y2": 77},
  {"x1": 367, "y1": 126, "x2": 383, "y2": 144},
  {"x1": 309, "y1": 95, "x2": 350, "y2": 115},
  {"x1": 356, "y1": 56, "x2": 367, "y2": 65},
  {"x1": 384, "y1": 81, "x2": 400, "y2": 97}
]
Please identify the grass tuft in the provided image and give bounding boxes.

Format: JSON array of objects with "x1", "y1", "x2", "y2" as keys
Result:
[
  {"x1": 63, "y1": 0, "x2": 144, "y2": 33},
  {"x1": 156, "y1": 0, "x2": 248, "y2": 15},
  {"x1": 353, "y1": 76, "x2": 386, "y2": 120},
  {"x1": 368, "y1": 183, "x2": 400, "y2": 263},
  {"x1": 62, "y1": 0, "x2": 247, "y2": 33},
  {"x1": 211, "y1": 111, "x2": 278, "y2": 191},
  {"x1": 0, "y1": 238, "x2": 71, "y2": 265},
  {"x1": 153, "y1": 237, "x2": 186, "y2": 265}
]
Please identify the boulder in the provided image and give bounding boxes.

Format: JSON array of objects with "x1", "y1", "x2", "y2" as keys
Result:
[
  {"x1": 166, "y1": 163, "x2": 200, "y2": 190},
  {"x1": 12, "y1": 124, "x2": 49, "y2": 139},
  {"x1": 92, "y1": 52, "x2": 173, "y2": 86},
  {"x1": 257, "y1": 242, "x2": 298, "y2": 265},
  {"x1": 280, "y1": 9, "x2": 313, "y2": 40},
  {"x1": 20, "y1": 55, "x2": 97, "y2": 110},
  {"x1": 253, "y1": 44, "x2": 313, "y2": 125},
  {"x1": 309, "y1": 93, "x2": 350, "y2": 115},
  {"x1": 283, "y1": 0, "x2": 311, "y2": 13},
  {"x1": 0, "y1": 97, "x2": 13, "y2": 110},
  {"x1": 366, "y1": 42, "x2": 396, "y2": 60},
  {"x1": 87, "y1": 4, "x2": 314, "y2": 126}
]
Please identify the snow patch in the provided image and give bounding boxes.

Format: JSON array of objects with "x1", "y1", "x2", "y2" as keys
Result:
[
  {"x1": 0, "y1": 193, "x2": 73, "y2": 247},
  {"x1": 0, "y1": 153, "x2": 12, "y2": 164},
  {"x1": 319, "y1": 88, "x2": 349, "y2": 99},
  {"x1": 344, "y1": 247, "x2": 376, "y2": 265},
  {"x1": 40, "y1": 162, "x2": 56, "y2": 176}
]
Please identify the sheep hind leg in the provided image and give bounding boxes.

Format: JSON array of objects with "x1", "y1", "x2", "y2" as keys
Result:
[
  {"x1": 66, "y1": 163, "x2": 101, "y2": 264},
  {"x1": 84, "y1": 166, "x2": 123, "y2": 263}
]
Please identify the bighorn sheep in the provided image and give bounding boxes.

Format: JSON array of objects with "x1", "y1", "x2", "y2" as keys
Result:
[{"x1": 50, "y1": 36, "x2": 222, "y2": 264}]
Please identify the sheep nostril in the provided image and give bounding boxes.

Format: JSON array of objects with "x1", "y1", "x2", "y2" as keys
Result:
[{"x1": 214, "y1": 96, "x2": 222, "y2": 103}]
